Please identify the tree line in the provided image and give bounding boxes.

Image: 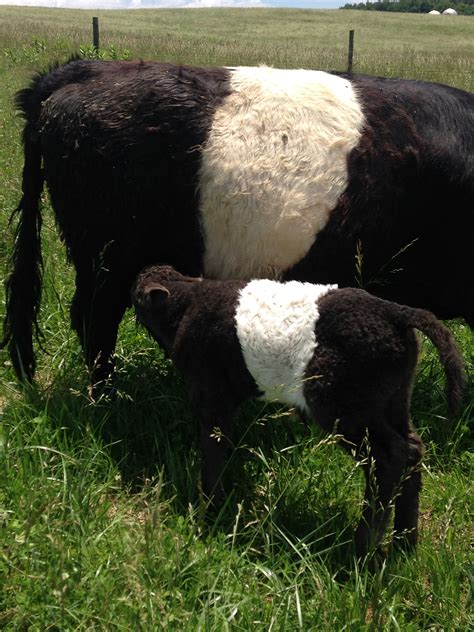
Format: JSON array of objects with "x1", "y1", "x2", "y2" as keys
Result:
[{"x1": 340, "y1": 0, "x2": 474, "y2": 14}]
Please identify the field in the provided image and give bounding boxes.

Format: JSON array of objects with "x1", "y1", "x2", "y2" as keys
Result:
[{"x1": 0, "y1": 6, "x2": 473, "y2": 630}]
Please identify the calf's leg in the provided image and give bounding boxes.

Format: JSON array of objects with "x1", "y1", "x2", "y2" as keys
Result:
[
  {"x1": 192, "y1": 389, "x2": 237, "y2": 510},
  {"x1": 199, "y1": 417, "x2": 233, "y2": 510},
  {"x1": 353, "y1": 425, "x2": 410, "y2": 559},
  {"x1": 383, "y1": 359, "x2": 424, "y2": 548},
  {"x1": 308, "y1": 402, "x2": 410, "y2": 559},
  {"x1": 392, "y1": 429, "x2": 424, "y2": 548}
]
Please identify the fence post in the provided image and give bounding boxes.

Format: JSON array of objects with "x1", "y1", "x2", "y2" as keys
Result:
[
  {"x1": 347, "y1": 29, "x2": 354, "y2": 74},
  {"x1": 92, "y1": 16, "x2": 100, "y2": 52}
]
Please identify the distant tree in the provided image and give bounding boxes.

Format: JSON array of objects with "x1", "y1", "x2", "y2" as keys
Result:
[{"x1": 340, "y1": 0, "x2": 474, "y2": 13}]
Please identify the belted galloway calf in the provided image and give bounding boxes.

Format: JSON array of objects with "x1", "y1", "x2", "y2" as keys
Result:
[
  {"x1": 132, "y1": 265, "x2": 465, "y2": 558},
  {"x1": 2, "y1": 60, "x2": 473, "y2": 384}
]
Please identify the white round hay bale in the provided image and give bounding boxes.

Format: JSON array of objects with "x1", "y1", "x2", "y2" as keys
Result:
[
  {"x1": 428, "y1": 9, "x2": 441, "y2": 14},
  {"x1": 442, "y1": 8, "x2": 458, "y2": 14}
]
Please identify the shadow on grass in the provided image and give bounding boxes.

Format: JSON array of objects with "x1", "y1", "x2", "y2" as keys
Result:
[
  {"x1": 9, "y1": 335, "x2": 471, "y2": 576},
  {"x1": 8, "y1": 352, "x2": 362, "y2": 569}
]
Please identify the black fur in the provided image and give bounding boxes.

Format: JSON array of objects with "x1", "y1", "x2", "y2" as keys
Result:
[
  {"x1": 286, "y1": 75, "x2": 474, "y2": 323},
  {"x1": 2, "y1": 60, "x2": 231, "y2": 381},
  {"x1": 132, "y1": 265, "x2": 466, "y2": 558}
]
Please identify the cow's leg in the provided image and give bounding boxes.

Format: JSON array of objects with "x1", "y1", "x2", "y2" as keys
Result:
[{"x1": 70, "y1": 255, "x2": 129, "y2": 387}]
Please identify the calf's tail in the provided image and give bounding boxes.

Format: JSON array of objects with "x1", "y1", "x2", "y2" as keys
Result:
[
  {"x1": 388, "y1": 303, "x2": 467, "y2": 419},
  {"x1": 1, "y1": 119, "x2": 44, "y2": 381}
]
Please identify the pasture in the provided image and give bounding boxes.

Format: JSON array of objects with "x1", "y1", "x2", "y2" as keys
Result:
[{"x1": 0, "y1": 6, "x2": 473, "y2": 630}]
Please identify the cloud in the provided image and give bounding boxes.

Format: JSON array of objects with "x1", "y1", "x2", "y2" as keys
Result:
[
  {"x1": 0, "y1": 0, "x2": 124, "y2": 6},
  {"x1": 0, "y1": 0, "x2": 344, "y2": 8},
  {"x1": 0, "y1": 0, "x2": 271, "y2": 8},
  {"x1": 172, "y1": 1, "x2": 267, "y2": 5}
]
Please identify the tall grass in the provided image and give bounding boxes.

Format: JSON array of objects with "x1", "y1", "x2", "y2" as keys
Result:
[
  {"x1": 0, "y1": 7, "x2": 472, "y2": 87},
  {"x1": 1, "y1": 7, "x2": 473, "y2": 630}
]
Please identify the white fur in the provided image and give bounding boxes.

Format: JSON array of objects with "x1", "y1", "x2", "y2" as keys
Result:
[
  {"x1": 199, "y1": 66, "x2": 365, "y2": 280},
  {"x1": 235, "y1": 279, "x2": 337, "y2": 412}
]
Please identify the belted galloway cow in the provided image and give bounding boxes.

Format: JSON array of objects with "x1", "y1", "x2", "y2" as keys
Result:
[
  {"x1": 2, "y1": 59, "x2": 473, "y2": 383},
  {"x1": 132, "y1": 265, "x2": 466, "y2": 557}
]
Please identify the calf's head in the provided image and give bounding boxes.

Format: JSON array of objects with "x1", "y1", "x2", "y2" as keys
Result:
[{"x1": 131, "y1": 265, "x2": 202, "y2": 350}]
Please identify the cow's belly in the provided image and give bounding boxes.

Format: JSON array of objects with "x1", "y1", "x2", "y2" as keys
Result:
[{"x1": 199, "y1": 66, "x2": 365, "y2": 280}]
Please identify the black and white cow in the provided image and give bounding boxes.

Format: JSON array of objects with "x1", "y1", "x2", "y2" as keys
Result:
[
  {"x1": 132, "y1": 265, "x2": 466, "y2": 557},
  {"x1": 2, "y1": 59, "x2": 473, "y2": 382}
]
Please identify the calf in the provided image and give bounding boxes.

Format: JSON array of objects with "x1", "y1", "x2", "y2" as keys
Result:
[
  {"x1": 2, "y1": 60, "x2": 473, "y2": 385},
  {"x1": 132, "y1": 265, "x2": 465, "y2": 558}
]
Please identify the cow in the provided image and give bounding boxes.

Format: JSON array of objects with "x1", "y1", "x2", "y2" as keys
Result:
[
  {"x1": 2, "y1": 59, "x2": 473, "y2": 384},
  {"x1": 131, "y1": 265, "x2": 466, "y2": 557}
]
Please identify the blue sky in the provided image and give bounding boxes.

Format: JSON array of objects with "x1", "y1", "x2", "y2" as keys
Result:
[{"x1": 0, "y1": 1, "x2": 344, "y2": 11}]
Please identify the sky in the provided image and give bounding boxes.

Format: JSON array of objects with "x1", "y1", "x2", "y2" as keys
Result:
[{"x1": 0, "y1": 1, "x2": 344, "y2": 11}]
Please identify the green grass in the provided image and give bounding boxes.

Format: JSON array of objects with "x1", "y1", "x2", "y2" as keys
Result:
[
  {"x1": 1, "y1": 6, "x2": 473, "y2": 630},
  {"x1": 0, "y1": 7, "x2": 472, "y2": 86}
]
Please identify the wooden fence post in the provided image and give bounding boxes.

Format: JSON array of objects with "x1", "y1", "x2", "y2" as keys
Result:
[
  {"x1": 348, "y1": 29, "x2": 354, "y2": 74},
  {"x1": 93, "y1": 16, "x2": 100, "y2": 52}
]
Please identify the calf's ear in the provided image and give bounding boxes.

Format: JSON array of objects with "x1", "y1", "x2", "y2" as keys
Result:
[{"x1": 142, "y1": 284, "x2": 170, "y2": 310}]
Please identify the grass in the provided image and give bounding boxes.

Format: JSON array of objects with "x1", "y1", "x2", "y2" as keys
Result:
[
  {"x1": 0, "y1": 7, "x2": 472, "y2": 86},
  {"x1": 0, "y1": 6, "x2": 473, "y2": 630}
]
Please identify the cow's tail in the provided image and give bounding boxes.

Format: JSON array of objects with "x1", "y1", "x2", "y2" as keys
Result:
[
  {"x1": 1, "y1": 93, "x2": 45, "y2": 381},
  {"x1": 387, "y1": 303, "x2": 466, "y2": 419},
  {"x1": 1, "y1": 60, "x2": 96, "y2": 381}
]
